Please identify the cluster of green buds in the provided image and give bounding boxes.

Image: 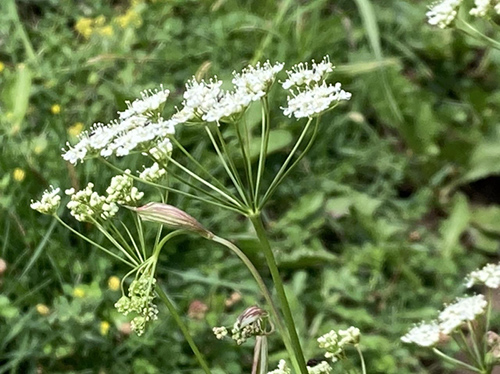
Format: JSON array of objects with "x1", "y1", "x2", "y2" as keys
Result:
[
  {"x1": 115, "y1": 270, "x2": 159, "y2": 336},
  {"x1": 486, "y1": 332, "x2": 500, "y2": 366},
  {"x1": 317, "y1": 327, "x2": 361, "y2": 362}
]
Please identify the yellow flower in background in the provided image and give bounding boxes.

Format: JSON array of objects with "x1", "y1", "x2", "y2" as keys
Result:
[
  {"x1": 13, "y1": 168, "x2": 26, "y2": 182},
  {"x1": 73, "y1": 287, "x2": 86, "y2": 298},
  {"x1": 36, "y1": 304, "x2": 50, "y2": 316},
  {"x1": 34, "y1": 145, "x2": 44, "y2": 154},
  {"x1": 0, "y1": 62, "x2": 4, "y2": 73},
  {"x1": 95, "y1": 15, "x2": 106, "y2": 26},
  {"x1": 75, "y1": 17, "x2": 93, "y2": 39},
  {"x1": 68, "y1": 122, "x2": 84, "y2": 137},
  {"x1": 100, "y1": 321, "x2": 110, "y2": 336},
  {"x1": 96, "y1": 25, "x2": 114, "y2": 37},
  {"x1": 107, "y1": 276, "x2": 120, "y2": 291},
  {"x1": 51, "y1": 104, "x2": 61, "y2": 115},
  {"x1": 116, "y1": 9, "x2": 142, "y2": 29}
]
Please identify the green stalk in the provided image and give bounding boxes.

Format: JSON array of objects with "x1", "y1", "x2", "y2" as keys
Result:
[
  {"x1": 156, "y1": 286, "x2": 212, "y2": 374},
  {"x1": 248, "y1": 214, "x2": 308, "y2": 374},
  {"x1": 356, "y1": 345, "x2": 367, "y2": 374},
  {"x1": 432, "y1": 348, "x2": 482, "y2": 373},
  {"x1": 211, "y1": 235, "x2": 302, "y2": 373},
  {"x1": 234, "y1": 119, "x2": 256, "y2": 207},
  {"x1": 468, "y1": 321, "x2": 486, "y2": 371},
  {"x1": 254, "y1": 97, "x2": 271, "y2": 204}
]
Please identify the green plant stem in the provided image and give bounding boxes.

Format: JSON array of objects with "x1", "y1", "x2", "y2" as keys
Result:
[
  {"x1": 432, "y1": 348, "x2": 482, "y2": 373},
  {"x1": 54, "y1": 216, "x2": 136, "y2": 267},
  {"x1": 356, "y1": 345, "x2": 367, "y2": 374},
  {"x1": 211, "y1": 235, "x2": 301, "y2": 373},
  {"x1": 254, "y1": 97, "x2": 271, "y2": 205},
  {"x1": 156, "y1": 286, "x2": 212, "y2": 374},
  {"x1": 468, "y1": 321, "x2": 486, "y2": 371},
  {"x1": 248, "y1": 214, "x2": 308, "y2": 374}
]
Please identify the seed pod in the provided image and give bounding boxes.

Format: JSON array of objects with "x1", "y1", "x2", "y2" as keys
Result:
[{"x1": 132, "y1": 202, "x2": 213, "y2": 239}]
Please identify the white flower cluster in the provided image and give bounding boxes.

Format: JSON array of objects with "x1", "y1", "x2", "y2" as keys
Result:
[
  {"x1": 139, "y1": 162, "x2": 167, "y2": 182},
  {"x1": 317, "y1": 327, "x2": 361, "y2": 362},
  {"x1": 62, "y1": 87, "x2": 174, "y2": 165},
  {"x1": 466, "y1": 262, "x2": 500, "y2": 289},
  {"x1": 148, "y1": 138, "x2": 173, "y2": 162},
  {"x1": 268, "y1": 360, "x2": 291, "y2": 374},
  {"x1": 470, "y1": 0, "x2": 500, "y2": 17},
  {"x1": 267, "y1": 360, "x2": 332, "y2": 374},
  {"x1": 438, "y1": 295, "x2": 488, "y2": 334},
  {"x1": 30, "y1": 186, "x2": 61, "y2": 215},
  {"x1": 426, "y1": 0, "x2": 463, "y2": 28},
  {"x1": 115, "y1": 273, "x2": 158, "y2": 336},
  {"x1": 282, "y1": 57, "x2": 351, "y2": 119},
  {"x1": 212, "y1": 326, "x2": 228, "y2": 340},
  {"x1": 401, "y1": 321, "x2": 441, "y2": 347},
  {"x1": 66, "y1": 184, "x2": 119, "y2": 222},
  {"x1": 175, "y1": 61, "x2": 284, "y2": 124},
  {"x1": 231, "y1": 306, "x2": 270, "y2": 345},
  {"x1": 402, "y1": 295, "x2": 488, "y2": 346},
  {"x1": 65, "y1": 174, "x2": 143, "y2": 222},
  {"x1": 106, "y1": 171, "x2": 144, "y2": 205},
  {"x1": 118, "y1": 86, "x2": 170, "y2": 119},
  {"x1": 307, "y1": 361, "x2": 333, "y2": 374},
  {"x1": 282, "y1": 56, "x2": 334, "y2": 90}
]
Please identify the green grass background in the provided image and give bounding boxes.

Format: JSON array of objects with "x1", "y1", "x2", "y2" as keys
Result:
[{"x1": 1, "y1": 0, "x2": 500, "y2": 373}]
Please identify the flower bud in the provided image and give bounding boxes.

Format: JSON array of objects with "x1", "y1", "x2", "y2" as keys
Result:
[{"x1": 132, "y1": 203, "x2": 213, "y2": 239}]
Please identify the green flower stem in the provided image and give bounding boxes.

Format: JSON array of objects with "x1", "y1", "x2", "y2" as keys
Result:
[
  {"x1": 455, "y1": 332, "x2": 481, "y2": 368},
  {"x1": 214, "y1": 125, "x2": 251, "y2": 205},
  {"x1": 432, "y1": 348, "x2": 482, "y2": 373},
  {"x1": 92, "y1": 219, "x2": 140, "y2": 266},
  {"x1": 166, "y1": 154, "x2": 245, "y2": 208},
  {"x1": 204, "y1": 126, "x2": 250, "y2": 207},
  {"x1": 234, "y1": 119, "x2": 256, "y2": 206},
  {"x1": 467, "y1": 321, "x2": 486, "y2": 371},
  {"x1": 456, "y1": 14, "x2": 500, "y2": 51},
  {"x1": 356, "y1": 345, "x2": 367, "y2": 374},
  {"x1": 484, "y1": 290, "x2": 492, "y2": 359},
  {"x1": 258, "y1": 116, "x2": 317, "y2": 209},
  {"x1": 254, "y1": 97, "x2": 271, "y2": 203},
  {"x1": 211, "y1": 235, "x2": 301, "y2": 374},
  {"x1": 100, "y1": 158, "x2": 246, "y2": 214},
  {"x1": 156, "y1": 285, "x2": 212, "y2": 374},
  {"x1": 106, "y1": 220, "x2": 142, "y2": 263},
  {"x1": 54, "y1": 216, "x2": 136, "y2": 267},
  {"x1": 170, "y1": 136, "x2": 233, "y2": 194},
  {"x1": 118, "y1": 221, "x2": 144, "y2": 263},
  {"x1": 248, "y1": 214, "x2": 308, "y2": 374}
]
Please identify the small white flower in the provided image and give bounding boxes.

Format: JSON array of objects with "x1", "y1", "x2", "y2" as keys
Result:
[
  {"x1": 148, "y1": 138, "x2": 173, "y2": 162},
  {"x1": 67, "y1": 182, "x2": 118, "y2": 222},
  {"x1": 118, "y1": 85, "x2": 170, "y2": 119},
  {"x1": 401, "y1": 321, "x2": 441, "y2": 347},
  {"x1": 283, "y1": 82, "x2": 351, "y2": 119},
  {"x1": 139, "y1": 162, "x2": 167, "y2": 182},
  {"x1": 182, "y1": 77, "x2": 223, "y2": 119},
  {"x1": 106, "y1": 171, "x2": 144, "y2": 205},
  {"x1": 212, "y1": 326, "x2": 228, "y2": 340},
  {"x1": 470, "y1": 0, "x2": 493, "y2": 17},
  {"x1": 232, "y1": 60, "x2": 284, "y2": 100},
  {"x1": 338, "y1": 326, "x2": 361, "y2": 346},
  {"x1": 62, "y1": 133, "x2": 90, "y2": 165},
  {"x1": 282, "y1": 56, "x2": 334, "y2": 90},
  {"x1": 307, "y1": 361, "x2": 333, "y2": 374},
  {"x1": 268, "y1": 360, "x2": 291, "y2": 374},
  {"x1": 30, "y1": 186, "x2": 61, "y2": 215},
  {"x1": 426, "y1": 0, "x2": 463, "y2": 28},
  {"x1": 438, "y1": 295, "x2": 488, "y2": 334},
  {"x1": 466, "y1": 263, "x2": 500, "y2": 289}
]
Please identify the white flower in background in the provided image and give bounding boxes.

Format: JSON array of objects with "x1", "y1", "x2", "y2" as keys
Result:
[
  {"x1": 212, "y1": 326, "x2": 228, "y2": 340},
  {"x1": 232, "y1": 60, "x2": 284, "y2": 101},
  {"x1": 118, "y1": 85, "x2": 170, "y2": 119},
  {"x1": 148, "y1": 138, "x2": 173, "y2": 162},
  {"x1": 282, "y1": 56, "x2": 334, "y2": 90},
  {"x1": 106, "y1": 171, "x2": 144, "y2": 205},
  {"x1": 401, "y1": 321, "x2": 441, "y2": 347},
  {"x1": 466, "y1": 263, "x2": 500, "y2": 289},
  {"x1": 202, "y1": 88, "x2": 252, "y2": 123},
  {"x1": 268, "y1": 360, "x2": 291, "y2": 374},
  {"x1": 438, "y1": 295, "x2": 488, "y2": 334},
  {"x1": 62, "y1": 133, "x2": 90, "y2": 164},
  {"x1": 139, "y1": 162, "x2": 167, "y2": 182},
  {"x1": 338, "y1": 326, "x2": 361, "y2": 346},
  {"x1": 318, "y1": 330, "x2": 341, "y2": 361},
  {"x1": 307, "y1": 361, "x2": 333, "y2": 374},
  {"x1": 283, "y1": 82, "x2": 351, "y2": 119},
  {"x1": 426, "y1": 0, "x2": 463, "y2": 28},
  {"x1": 30, "y1": 186, "x2": 61, "y2": 215},
  {"x1": 67, "y1": 183, "x2": 118, "y2": 222}
]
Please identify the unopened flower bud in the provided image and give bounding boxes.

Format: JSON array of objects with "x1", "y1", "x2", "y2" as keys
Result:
[{"x1": 132, "y1": 203, "x2": 213, "y2": 239}]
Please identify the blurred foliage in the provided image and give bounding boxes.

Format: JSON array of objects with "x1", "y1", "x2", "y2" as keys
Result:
[{"x1": 1, "y1": 0, "x2": 500, "y2": 373}]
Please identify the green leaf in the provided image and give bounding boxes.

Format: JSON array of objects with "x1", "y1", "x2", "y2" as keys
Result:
[
  {"x1": 439, "y1": 193, "x2": 470, "y2": 258},
  {"x1": 249, "y1": 129, "x2": 293, "y2": 159}
]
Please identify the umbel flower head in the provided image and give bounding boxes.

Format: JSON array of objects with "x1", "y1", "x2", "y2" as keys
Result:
[
  {"x1": 132, "y1": 202, "x2": 213, "y2": 239},
  {"x1": 30, "y1": 186, "x2": 61, "y2": 215},
  {"x1": 426, "y1": 0, "x2": 463, "y2": 28},
  {"x1": 317, "y1": 327, "x2": 361, "y2": 362},
  {"x1": 465, "y1": 262, "x2": 500, "y2": 289},
  {"x1": 401, "y1": 321, "x2": 441, "y2": 347},
  {"x1": 267, "y1": 359, "x2": 333, "y2": 374}
]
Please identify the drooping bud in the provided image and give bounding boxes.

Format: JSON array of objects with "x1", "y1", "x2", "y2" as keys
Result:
[
  {"x1": 232, "y1": 305, "x2": 273, "y2": 345},
  {"x1": 131, "y1": 202, "x2": 213, "y2": 239}
]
